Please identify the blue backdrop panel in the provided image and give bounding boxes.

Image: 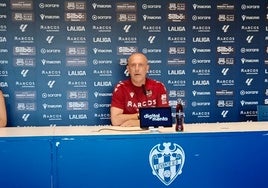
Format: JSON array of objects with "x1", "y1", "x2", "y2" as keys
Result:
[
  {"x1": 0, "y1": 137, "x2": 52, "y2": 188},
  {"x1": 54, "y1": 132, "x2": 268, "y2": 188},
  {"x1": 0, "y1": 0, "x2": 267, "y2": 126}
]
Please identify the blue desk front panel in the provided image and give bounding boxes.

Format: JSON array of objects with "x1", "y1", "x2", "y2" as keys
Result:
[
  {"x1": 0, "y1": 137, "x2": 52, "y2": 188},
  {"x1": 54, "y1": 131, "x2": 268, "y2": 188}
]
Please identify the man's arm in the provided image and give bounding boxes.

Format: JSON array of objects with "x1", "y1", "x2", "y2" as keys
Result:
[{"x1": 110, "y1": 106, "x2": 139, "y2": 127}]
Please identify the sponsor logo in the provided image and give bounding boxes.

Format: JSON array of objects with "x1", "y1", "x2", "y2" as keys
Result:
[
  {"x1": 11, "y1": 0, "x2": 33, "y2": 10},
  {"x1": 94, "y1": 113, "x2": 110, "y2": 120},
  {"x1": 168, "y1": 3, "x2": 185, "y2": 11},
  {"x1": 217, "y1": 100, "x2": 234, "y2": 107},
  {"x1": 169, "y1": 90, "x2": 185, "y2": 98},
  {"x1": 0, "y1": 3, "x2": 7, "y2": 8},
  {"x1": 65, "y1": 2, "x2": 86, "y2": 10},
  {"x1": 217, "y1": 36, "x2": 235, "y2": 43},
  {"x1": 240, "y1": 48, "x2": 259, "y2": 53},
  {"x1": 192, "y1": 111, "x2": 210, "y2": 118},
  {"x1": 192, "y1": 80, "x2": 210, "y2": 86},
  {"x1": 0, "y1": 82, "x2": 8, "y2": 87},
  {"x1": 167, "y1": 13, "x2": 186, "y2": 22},
  {"x1": 192, "y1": 59, "x2": 211, "y2": 64},
  {"x1": 118, "y1": 36, "x2": 137, "y2": 44},
  {"x1": 240, "y1": 100, "x2": 258, "y2": 106},
  {"x1": 117, "y1": 46, "x2": 138, "y2": 55},
  {"x1": 40, "y1": 25, "x2": 60, "y2": 32},
  {"x1": 69, "y1": 114, "x2": 88, "y2": 120},
  {"x1": 116, "y1": 2, "x2": 137, "y2": 12},
  {"x1": 0, "y1": 37, "x2": 7, "y2": 43},
  {"x1": 116, "y1": 13, "x2": 136, "y2": 22},
  {"x1": 12, "y1": 12, "x2": 34, "y2": 22},
  {"x1": 217, "y1": 46, "x2": 234, "y2": 55},
  {"x1": 167, "y1": 26, "x2": 186, "y2": 32},
  {"x1": 22, "y1": 114, "x2": 30, "y2": 121},
  {"x1": 39, "y1": 3, "x2": 59, "y2": 9},
  {"x1": 93, "y1": 81, "x2": 112, "y2": 87},
  {"x1": 92, "y1": 25, "x2": 112, "y2": 33},
  {"x1": 142, "y1": 4, "x2": 161, "y2": 10},
  {"x1": 217, "y1": 4, "x2": 234, "y2": 10},
  {"x1": 42, "y1": 93, "x2": 62, "y2": 99},
  {"x1": 17, "y1": 102, "x2": 36, "y2": 111},
  {"x1": 14, "y1": 36, "x2": 34, "y2": 44},
  {"x1": 40, "y1": 48, "x2": 61, "y2": 54},
  {"x1": 192, "y1": 90, "x2": 211, "y2": 96},
  {"x1": 67, "y1": 101, "x2": 88, "y2": 110},
  {"x1": 240, "y1": 110, "x2": 257, "y2": 117},
  {"x1": 167, "y1": 58, "x2": 186, "y2": 65},
  {"x1": 65, "y1": 13, "x2": 87, "y2": 22},
  {"x1": 67, "y1": 25, "x2": 86, "y2": 32},
  {"x1": 167, "y1": 80, "x2": 186, "y2": 87},
  {"x1": 0, "y1": 25, "x2": 7, "y2": 31},
  {"x1": 193, "y1": 4, "x2": 211, "y2": 10},
  {"x1": 93, "y1": 48, "x2": 113, "y2": 54},
  {"x1": 241, "y1": 25, "x2": 259, "y2": 32},
  {"x1": 192, "y1": 25, "x2": 211, "y2": 33},
  {"x1": 143, "y1": 15, "x2": 162, "y2": 21},
  {"x1": 67, "y1": 36, "x2": 86, "y2": 44},
  {"x1": 68, "y1": 81, "x2": 87, "y2": 88},
  {"x1": 41, "y1": 70, "x2": 61, "y2": 77},
  {"x1": 92, "y1": 3, "x2": 112, "y2": 9},
  {"x1": 216, "y1": 79, "x2": 235, "y2": 86},
  {"x1": 217, "y1": 58, "x2": 234, "y2": 65},
  {"x1": 192, "y1": 15, "x2": 211, "y2": 21},
  {"x1": 40, "y1": 14, "x2": 60, "y2": 20},
  {"x1": 192, "y1": 48, "x2": 211, "y2": 53},
  {"x1": 241, "y1": 4, "x2": 260, "y2": 10},
  {"x1": 192, "y1": 69, "x2": 210, "y2": 76},
  {"x1": 66, "y1": 57, "x2": 87, "y2": 66},
  {"x1": 143, "y1": 25, "x2": 161, "y2": 32},
  {"x1": 93, "y1": 92, "x2": 112, "y2": 98},
  {"x1": 93, "y1": 103, "x2": 111, "y2": 108},
  {"x1": 43, "y1": 114, "x2": 62, "y2": 121},
  {"x1": 15, "y1": 91, "x2": 36, "y2": 100},
  {"x1": 216, "y1": 90, "x2": 234, "y2": 96},
  {"x1": 0, "y1": 60, "x2": 8, "y2": 65},
  {"x1": 66, "y1": 47, "x2": 87, "y2": 56},
  {"x1": 169, "y1": 47, "x2": 185, "y2": 54},
  {"x1": 67, "y1": 91, "x2": 88, "y2": 99},
  {"x1": 241, "y1": 15, "x2": 260, "y2": 21},
  {"x1": 93, "y1": 70, "x2": 112, "y2": 77},
  {"x1": 43, "y1": 103, "x2": 63, "y2": 110},
  {"x1": 142, "y1": 48, "x2": 161, "y2": 54},
  {"x1": 218, "y1": 14, "x2": 235, "y2": 22},
  {"x1": 15, "y1": 81, "x2": 35, "y2": 88},
  {"x1": 13, "y1": 46, "x2": 36, "y2": 55},
  {"x1": 241, "y1": 68, "x2": 258, "y2": 75},
  {"x1": 191, "y1": 101, "x2": 210, "y2": 107},
  {"x1": 240, "y1": 90, "x2": 259, "y2": 96},
  {"x1": 92, "y1": 59, "x2": 112, "y2": 65},
  {"x1": 193, "y1": 37, "x2": 210, "y2": 43},
  {"x1": 41, "y1": 59, "x2": 61, "y2": 65}
]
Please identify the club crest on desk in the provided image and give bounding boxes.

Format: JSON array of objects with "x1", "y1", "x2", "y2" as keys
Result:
[{"x1": 149, "y1": 142, "x2": 185, "y2": 186}]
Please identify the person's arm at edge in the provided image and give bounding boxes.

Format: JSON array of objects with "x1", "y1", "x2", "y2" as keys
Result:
[
  {"x1": 110, "y1": 106, "x2": 139, "y2": 127},
  {"x1": 0, "y1": 91, "x2": 7, "y2": 127}
]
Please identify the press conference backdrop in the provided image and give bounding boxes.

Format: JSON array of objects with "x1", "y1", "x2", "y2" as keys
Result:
[{"x1": 0, "y1": 1, "x2": 267, "y2": 126}]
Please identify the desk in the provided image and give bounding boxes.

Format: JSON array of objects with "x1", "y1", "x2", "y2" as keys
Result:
[{"x1": 1, "y1": 122, "x2": 268, "y2": 188}]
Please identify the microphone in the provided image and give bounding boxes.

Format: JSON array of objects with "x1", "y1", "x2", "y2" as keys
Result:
[{"x1": 142, "y1": 84, "x2": 147, "y2": 96}]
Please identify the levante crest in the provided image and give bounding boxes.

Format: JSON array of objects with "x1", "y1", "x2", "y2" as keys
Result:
[{"x1": 149, "y1": 142, "x2": 185, "y2": 186}]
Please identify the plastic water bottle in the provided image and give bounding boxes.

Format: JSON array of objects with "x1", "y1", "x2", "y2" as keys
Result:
[{"x1": 176, "y1": 99, "x2": 184, "y2": 132}]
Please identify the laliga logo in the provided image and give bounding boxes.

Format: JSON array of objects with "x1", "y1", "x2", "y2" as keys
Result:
[{"x1": 149, "y1": 142, "x2": 185, "y2": 186}]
